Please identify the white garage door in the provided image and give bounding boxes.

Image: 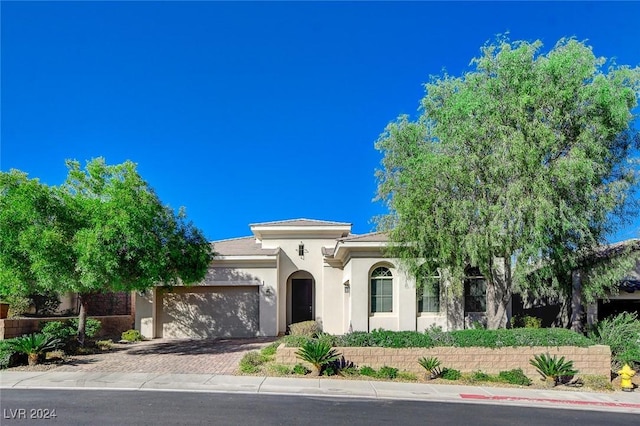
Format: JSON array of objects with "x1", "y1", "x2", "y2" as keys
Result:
[{"x1": 161, "y1": 286, "x2": 259, "y2": 338}]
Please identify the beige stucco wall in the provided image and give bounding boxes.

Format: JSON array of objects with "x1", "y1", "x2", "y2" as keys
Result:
[
  {"x1": 261, "y1": 237, "x2": 340, "y2": 334},
  {"x1": 134, "y1": 226, "x2": 482, "y2": 339},
  {"x1": 344, "y1": 256, "x2": 445, "y2": 333},
  {"x1": 134, "y1": 291, "x2": 154, "y2": 338},
  {"x1": 321, "y1": 261, "x2": 346, "y2": 334},
  {"x1": 276, "y1": 344, "x2": 611, "y2": 377}
]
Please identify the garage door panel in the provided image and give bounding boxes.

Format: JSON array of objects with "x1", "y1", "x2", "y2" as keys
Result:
[{"x1": 161, "y1": 286, "x2": 259, "y2": 338}]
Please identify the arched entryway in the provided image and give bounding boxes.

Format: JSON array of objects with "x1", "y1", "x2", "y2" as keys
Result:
[{"x1": 287, "y1": 270, "x2": 315, "y2": 326}]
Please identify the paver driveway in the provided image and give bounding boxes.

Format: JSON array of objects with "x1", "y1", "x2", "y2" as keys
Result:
[{"x1": 55, "y1": 338, "x2": 277, "y2": 375}]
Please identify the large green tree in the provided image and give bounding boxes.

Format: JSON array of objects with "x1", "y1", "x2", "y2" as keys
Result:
[
  {"x1": 0, "y1": 158, "x2": 213, "y2": 343},
  {"x1": 375, "y1": 38, "x2": 640, "y2": 329}
]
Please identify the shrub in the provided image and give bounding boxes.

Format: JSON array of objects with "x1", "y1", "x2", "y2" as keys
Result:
[
  {"x1": 498, "y1": 368, "x2": 532, "y2": 386},
  {"x1": 0, "y1": 340, "x2": 14, "y2": 369},
  {"x1": 340, "y1": 366, "x2": 359, "y2": 376},
  {"x1": 322, "y1": 365, "x2": 338, "y2": 376},
  {"x1": 7, "y1": 333, "x2": 61, "y2": 366},
  {"x1": 5, "y1": 294, "x2": 32, "y2": 318},
  {"x1": 96, "y1": 339, "x2": 114, "y2": 351},
  {"x1": 336, "y1": 329, "x2": 434, "y2": 348},
  {"x1": 449, "y1": 328, "x2": 593, "y2": 348},
  {"x1": 301, "y1": 328, "x2": 592, "y2": 349},
  {"x1": 40, "y1": 321, "x2": 74, "y2": 342},
  {"x1": 121, "y1": 329, "x2": 143, "y2": 342},
  {"x1": 510, "y1": 315, "x2": 542, "y2": 329},
  {"x1": 426, "y1": 326, "x2": 456, "y2": 346},
  {"x1": 581, "y1": 375, "x2": 614, "y2": 391},
  {"x1": 588, "y1": 312, "x2": 640, "y2": 370},
  {"x1": 295, "y1": 340, "x2": 341, "y2": 376},
  {"x1": 288, "y1": 321, "x2": 321, "y2": 337},
  {"x1": 281, "y1": 335, "x2": 313, "y2": 347},
  {"x1": 397, "y1": 371, "x2": 418, "y2": 381},
  {"x1": 441, "y1": 368, "x2": 462, "y2": 380},
  {"x1": 41, "y1": 318, "x2": 102, "y2": 351},
  {"x1": 618, "y1": 347, "x2": 640, "y2": 369},
  {"x1": 529, "y1": 353, "x2": 578, "y2": 385},
  {"x1": 418, "y1": 356, "x2": 442, "y2": 379},
  {"x1": 268, "y1": 364, "x2": 292, "y2": 375},
  {"x1": 239, "y1": 351, "x2": 267, "y2": 374},
  {"x1": 376, "y1": 366, "x2": 398, "y2": 380},
  {"x1": 261, "y1": 342, "x2": 279, "y2": 357},
  {"x1": 471, "y1": 371, "x2": 494, "y2": 382},
  {"x1": 359, "y1": 366, "x2": 377, "y2": 377},
  {"x1": 333, "y1": 331, "x2": 376, "y2": 347},
  {"x1": 292, "y1": 363, "x2": 310, "y2": 375}
]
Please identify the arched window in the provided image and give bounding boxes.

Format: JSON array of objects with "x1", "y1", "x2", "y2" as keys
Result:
[{"x1": 370, "y1": 267, "x2": 393, "y2": 313}]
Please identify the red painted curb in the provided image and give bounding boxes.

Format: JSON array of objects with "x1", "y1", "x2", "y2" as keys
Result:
[{"x1": 459, "y1": 394, "x2": 640, "y2": 409}]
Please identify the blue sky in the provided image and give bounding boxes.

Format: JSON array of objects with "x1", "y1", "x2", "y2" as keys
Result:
[{"x1": 2, "y1": 1, "x2": 639, "y2": 242}]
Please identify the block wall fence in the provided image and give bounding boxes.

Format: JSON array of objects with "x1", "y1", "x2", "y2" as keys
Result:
[
  {"x1": 0, "y1": 315, "x2": 134, "y2": 340},
  {"x1": 276, "y1": 345, "x2": 611, "y2": 377}
]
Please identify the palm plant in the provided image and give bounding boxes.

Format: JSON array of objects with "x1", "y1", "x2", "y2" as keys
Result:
[
  {"x1": 529, "y1": 353, "x2": 577, "y2": 386},
  {"x1": 418, "y1": 356, "x2": 442, "y2": 379},
  {"x1": 8, "y1": 333, "x2": 61, "y2": 366},
  {"x1": 295, "y1": 339, "x2": 341, "y2": 376}
]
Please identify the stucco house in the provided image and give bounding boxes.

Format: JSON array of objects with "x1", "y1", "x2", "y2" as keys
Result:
[{"x1": 135, "y1": 219, "x2": 487, "y2": 339}]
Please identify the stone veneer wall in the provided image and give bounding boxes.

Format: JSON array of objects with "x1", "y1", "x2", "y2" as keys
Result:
[
  {"x1": 0, "y1": 315, "x2": 134, "y2": 340},
  {"x1": 276, "y1": 345, "x2": 611, "y2": 377}
]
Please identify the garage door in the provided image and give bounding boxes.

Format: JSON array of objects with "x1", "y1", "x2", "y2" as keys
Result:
[{"x1": 161, "y1": 286, "x2": 259, "y2": 338}]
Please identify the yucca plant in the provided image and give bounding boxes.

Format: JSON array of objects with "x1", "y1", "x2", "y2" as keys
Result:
[
  {"x1": 295, "y1": 339, "x2": 341, "y2": 376},
  {"x1": 529, "y1": 353, "x2": 577, "y2": 386},
  {"x1": 8, "y1": 333, "x2": 61, "y2": 366},
  {"x1": 418, "y1": 356, "x2": 442, "y2": 379}
]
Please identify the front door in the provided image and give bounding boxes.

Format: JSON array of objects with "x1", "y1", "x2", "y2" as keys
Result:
[{"x1": 291, "y1": 278, "x2": 313, "y2": 324}]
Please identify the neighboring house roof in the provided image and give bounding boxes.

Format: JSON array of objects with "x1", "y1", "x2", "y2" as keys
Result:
[
  {"x1": 249, "y1": 218, "x2": 352, "y2": 227},
  {"x1": 338, "y1": 232, "x2": 389, "y2": 243},
  {"x1": 212, "y1": 236, "x2": 278, "y2": 256}
]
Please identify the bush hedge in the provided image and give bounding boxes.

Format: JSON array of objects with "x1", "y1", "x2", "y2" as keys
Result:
[
  {"x1": 587, "y1": 312, "x2": 640, "y2": 370},
  {"x1": 283, "y1": 328, "x2": 593, "y2": 348}
]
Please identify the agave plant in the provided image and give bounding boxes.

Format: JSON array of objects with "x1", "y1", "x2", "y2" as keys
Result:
[
  {"x1": 295, "y1": 339, "x2": 341, "y2": 376},
  {"x1": 8, "y1": 333, "x2": 61, "y2": 366},
  {"x1": 529, "y1": 353, "x2": 577, "y2": 386},
  {"x1": 418, "y1": 356, "x2": 442, "y2": 379}
]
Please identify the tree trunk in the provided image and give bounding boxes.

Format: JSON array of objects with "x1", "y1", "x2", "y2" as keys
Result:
[
  {"x1": 28, "y1": 353, "x2": 39, "y2": 366},
  {"x1": 554, "y1": 295, "x2": 571, "y2": 328},
  {"x1": 486, "y1": 257, "x2": 511, "y2": 329},
  {"x1": 570, "y1": 270, "x2": 584, "y2": 333},
  {"x1": 77, "y1": 294, "x2": 89, "y2": 347}
]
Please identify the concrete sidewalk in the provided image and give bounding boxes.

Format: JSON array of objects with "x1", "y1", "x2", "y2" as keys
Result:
[{"x1": 1, "y1": 371, "x2": 639, "y2": 414}]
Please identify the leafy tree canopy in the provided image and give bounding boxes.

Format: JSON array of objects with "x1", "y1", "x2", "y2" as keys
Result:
[
  {"x1": 375, "y1": 37, "x2": 640, "y2": 327},
  {"x1": 0, "y1": 158, "x2": 213, "y2": 341}
]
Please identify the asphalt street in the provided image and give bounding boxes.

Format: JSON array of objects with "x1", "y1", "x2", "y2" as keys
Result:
[{"x1": 1, "y1": 389, "x2": 638, "y2": 426}]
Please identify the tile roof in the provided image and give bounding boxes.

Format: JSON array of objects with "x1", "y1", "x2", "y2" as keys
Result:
[
  {"x1": 250, "y1": 218, "x2": 351, "y2": 227},
  {"x1": 338, "y1": 232, "x2": 389, "y2": 242},
  {"x1": 212, "y1": 236, "x2": 278, "y2": 256}
]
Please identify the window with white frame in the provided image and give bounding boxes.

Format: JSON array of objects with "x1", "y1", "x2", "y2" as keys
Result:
[
  {"x1": 418, "y1": 276, "x2": 440, "y2": 313},
  {"x1": 370, "y1": 266, "x2": 393, "y2": 313}
]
